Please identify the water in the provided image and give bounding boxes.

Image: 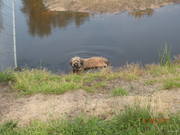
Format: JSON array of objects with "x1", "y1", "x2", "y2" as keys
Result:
[
  {"x1": 0, "y1": 0, "x2": 15, "y2": 71},
  {"x1": 1, "y1": 0, "x2": 180, "y2": 72}
]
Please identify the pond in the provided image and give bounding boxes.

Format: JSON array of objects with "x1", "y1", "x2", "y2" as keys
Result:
[{"x1": 0, "y1": 0, "x2": 180, "y2": 72}]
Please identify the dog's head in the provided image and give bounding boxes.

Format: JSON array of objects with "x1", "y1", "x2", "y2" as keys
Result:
[{"x1": 70, "y1": 57, "x2": 83, "y2": 72}]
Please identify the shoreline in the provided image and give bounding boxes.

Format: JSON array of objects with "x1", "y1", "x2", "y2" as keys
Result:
[
  {"x1": 0, "y1": 62, "x2": 179, "y2": 135},
  {"x1": 1, "y1": 62, "x2": 180, "y2": 121}
]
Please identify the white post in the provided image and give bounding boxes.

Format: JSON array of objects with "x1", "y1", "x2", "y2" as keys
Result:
[{"x1": 12, "y1": 0, "x2": 17, "y2": 68}]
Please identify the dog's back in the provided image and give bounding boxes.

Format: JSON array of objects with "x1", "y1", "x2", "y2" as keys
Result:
[{"x1": 83, "y1": 57, "x2": 109, "y2": 69}]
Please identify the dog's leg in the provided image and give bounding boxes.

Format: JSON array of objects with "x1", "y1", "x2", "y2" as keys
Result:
[{"x1": 73, "y1": 69, "x2": 77, "y2": 73}]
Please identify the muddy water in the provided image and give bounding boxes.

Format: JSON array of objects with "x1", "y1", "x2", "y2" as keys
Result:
[{"x1": 1, "y1": 0, "x2": 180, "y2": 72}]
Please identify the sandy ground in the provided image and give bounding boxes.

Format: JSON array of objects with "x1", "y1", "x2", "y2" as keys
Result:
[{"x1": 0, "y1": 84, "x2": 179, "y2": 126}]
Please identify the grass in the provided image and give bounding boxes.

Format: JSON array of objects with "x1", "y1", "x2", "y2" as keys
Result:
[
  {"x1": 0, "y1": 62, "x2": 179, "y2": 94},
  {"x1": 12, "y1": 69, "x2": 82, "y2": 95},
  {"x1": 0, "y1": 56, "x2": 180, "y2": 95},
  {"x1": 0, "y1": 72, "x2": 14, "y2": 83},
  {"x1": 163, "y1": 77, "x2": 180, "y2": 89},
  {"x1": 147, "y1": 65, "x2": 176, "y2": 76},
  {"x1": 9, "y1": 66, "x2": 142, "y2": 95},
  {"x1": 0, "y1": 106, "x2": 179, "y2": 135},
  {"x1": 112, "y1": 87, "x2": 129, "y2": 96},
  {"x1": 146, "y1": 64, "x2": 180, "y2": 89},
  {"x1": 10, "y1": 69, "x2": 106, "y2": 94},
  {"x1": 144, "y1": 79, "x2": 158, "y2": 86},
  {"x1": 159, "y1": 44, "x2": 172, "y2": 67}
]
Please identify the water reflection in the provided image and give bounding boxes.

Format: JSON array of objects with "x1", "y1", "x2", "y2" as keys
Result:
[
  {"x1": 129, "y1": 9, "x2": 154, "y2": 19},
  {"x1": 21, "y1": 0, "x2": 90, "y2": 37},
  {"x1": 0, "y1": 0, "x2": 3, "y2": 32},
  {"x1": 44, "y1": 0, "x2": 176, "y2": 13},
  {"x1": 0, "y1": 0, "x2": 15, "y2": 71}
]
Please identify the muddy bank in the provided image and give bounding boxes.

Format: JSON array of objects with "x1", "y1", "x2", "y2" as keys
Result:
[{"x1": 43, "y1": 0, "x2": 177, "y2": 13}]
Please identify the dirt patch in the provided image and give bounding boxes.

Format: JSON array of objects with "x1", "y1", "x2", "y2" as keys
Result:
[
  {"x1": 104, "y1": 79, "x2": 160, "y2": 96},
  {"x1": 0, "y1": 85, "x2": 179, "y2": 126},
  {"x1": 0, "y1": 84, "x2": 17, "y2": 117},
  {"x1": 43, "y1": 0, "x2": 175, "y2": 13}
]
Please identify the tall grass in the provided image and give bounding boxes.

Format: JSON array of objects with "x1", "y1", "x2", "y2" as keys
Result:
[
  {"x1": 159, "y1": 44, "x2": 172, "y2": 67},
  {"x1": 111, "y1": 87, "x2": 129, "y2": 96},
  {"x1": 0, "y1": 72, "x2": 14, "y2": 83},
  {"x1": 10, "y1": 66, "x2": 142, "y2": 95},
  {"x1": 0, "y1": 106, "x2": 179, "y2": 135}
]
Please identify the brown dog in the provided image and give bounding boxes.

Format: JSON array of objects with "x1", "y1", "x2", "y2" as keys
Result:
[{"x1": 70, "y1": 56, "x2": 109, "y2": 73}]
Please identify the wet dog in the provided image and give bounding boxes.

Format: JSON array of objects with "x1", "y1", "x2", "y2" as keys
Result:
[{"x1": 70, "y1": 56, "x2": 109, "y2": 73}]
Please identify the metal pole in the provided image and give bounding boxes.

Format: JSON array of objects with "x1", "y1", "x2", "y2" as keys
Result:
[{"x1": 12, "y1": 0, "x2": 17, "y2": 68}]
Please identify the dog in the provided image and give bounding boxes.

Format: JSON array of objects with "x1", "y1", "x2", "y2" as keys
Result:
[{"x1": 70, "y1": 56, "x2": 110, "y2": 73}]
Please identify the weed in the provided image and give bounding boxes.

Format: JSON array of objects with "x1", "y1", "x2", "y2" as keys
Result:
[
  {"x1": 5, "y1": 62, "x2": 180, "y2": 94},
  {"x1": 0, "y1": 106, "x2": 179, "y2": 135},
  {"x1": 112, "y1": 87, "x2": 128, "y2": 96},
  {"x1": 163, "y1": 78, "x2": 180, "y2": 89},
  {"x1": 10, "y1": 66, "x2": 142, "y2": 95},
  {"x1": 159, "y1": 43, "x2": 172, "y2": 67},
  {"x1": 144, "y1": 79, "x2": 157, "y2": 85},
  {"x1": 12, "y1": 69, "x2": 81, "y2": 95},
  {"x1": 0, "y1": 72, "x2": 14, "y2": 83}
]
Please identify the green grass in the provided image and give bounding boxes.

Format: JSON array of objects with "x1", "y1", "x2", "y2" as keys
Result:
[
  {"x1": 0, "y1": 106, "x2": 179, "y2": 135},
  {"x1": 147, "y1": 64, "x2": 176, "y2": 76},
  {"x1": 144, "y1": 79, "x2": 158, "y2": 86},
  {"x1": 0, "y1": 72, "x2": 14, "y2": 83},
  {"x1": 163, "y1": 77, "x2": 180, "y2": 89},
  {"x1": 12, "y1": 69, "x2": 83, "y2": 95},
  {"x1": 112, "y1": 87, "x2": 129, "y2": 96},
  {"x1": 10, "y1": 66, "x2": 142, "y2": 95},
  {"x1": 145, "y1": 63, "x2": 180, "y2": 88},
  {"x1": 1, "y1": 62, "x2": 180, "y2": 95},
  {"x1": 11, "y1": 69, "x2": 110, "y2": 95},
  {"x1": 159, "y1": 44, "x2": 172, "y2": 67}
]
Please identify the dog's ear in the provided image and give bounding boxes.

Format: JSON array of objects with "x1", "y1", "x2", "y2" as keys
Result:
[{"x1": 80, "y1": 59, "x2": 84, "y2": 66}]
